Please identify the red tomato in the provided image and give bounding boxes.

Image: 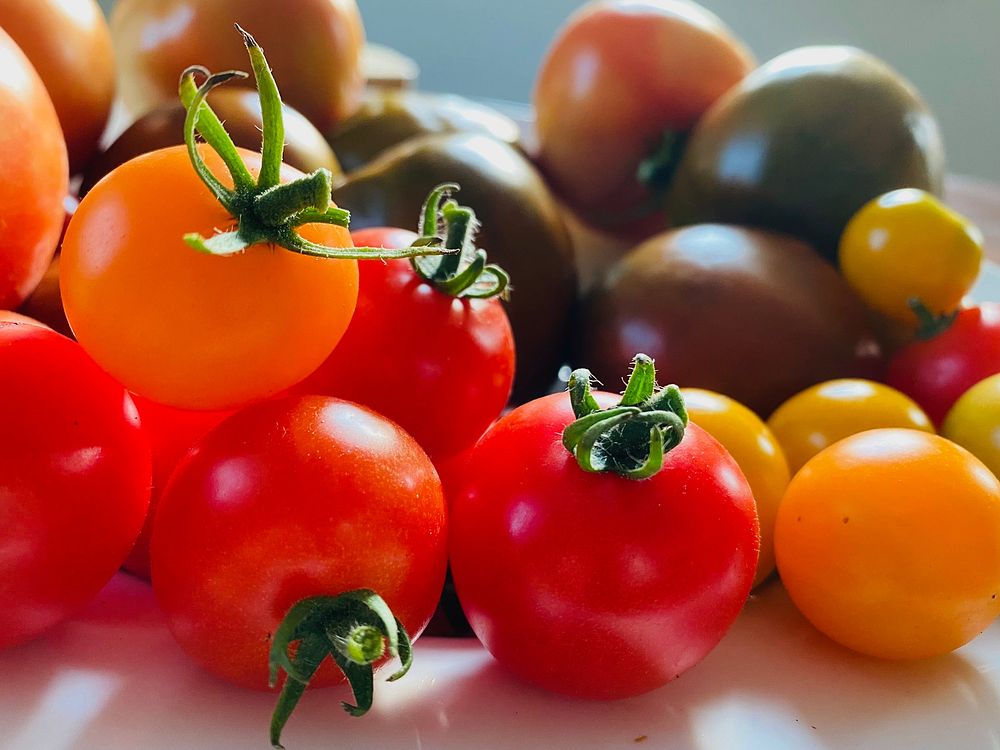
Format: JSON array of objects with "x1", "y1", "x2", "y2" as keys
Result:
[
  {"x1": 886, "y1": 303, "x2": 1000, "y2": 425},
  {"x1": 299, "y1": 226, "x2": 516, "y2": 461},
  {"x1": 0, "y1": 28, "x2": 68, "y2": 309},
  {"x1": 533, "y1": 0, "x2": 754, "y2": 235},
  {"x1": 123, "y1": 396, "x2": 232, "y2": 579},
  {"x1": 449, "y1": 389, "x2": 758, "y2": 699},
  {"x1": 0, "y1": 323, "x2": 151, "y2": 649},
  {"x1": 151, "y1": 396, "x2": 448, "y2": 689}
]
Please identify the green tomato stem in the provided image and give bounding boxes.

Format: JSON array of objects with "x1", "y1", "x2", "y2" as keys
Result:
[
  {"x1": 562, "y1": 354, "x2": 688, "y2": 479},
  {"x1": 268, "y1": 590, "x2": 413, "y2": 749},
  {"x1": 910, "y1": 297, "x2": 959, "y2": 341}
]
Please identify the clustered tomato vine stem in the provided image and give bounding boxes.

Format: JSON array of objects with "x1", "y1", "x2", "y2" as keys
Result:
[{"x1": 179, "y1": 25, "x2": 457, "y2": 262}]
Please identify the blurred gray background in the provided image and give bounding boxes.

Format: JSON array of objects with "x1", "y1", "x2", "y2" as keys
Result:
[{"x1": 99, "y1": 0, "x2": 1000, "y2": 181}]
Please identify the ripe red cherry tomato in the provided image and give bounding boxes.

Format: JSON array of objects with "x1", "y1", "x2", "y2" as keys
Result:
[
  {"x1": 151, "y1": 396, "x2": 448, "y2": 689},
  {"x1": 450, "y1": 357, "x2": 758, "y2": 698},
  {"x1": 0, "y1": 322, "x2": 151, "y2": 649},
  {"x1": 886, "y1": 303, "x2": 1000, "y2": 425},
  {"x1": 123, "y1": 395, "x2": 232, "y2": 579},
  {"x1": 299, "y1": 203, "x2": 515, "y2": 461}
]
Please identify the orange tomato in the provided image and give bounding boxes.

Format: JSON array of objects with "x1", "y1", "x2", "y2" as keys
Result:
[
  {"x1": 775, "y1": 429, "x2": 1000, "y2": 659},
  {"x1": 768, "y1": 379, "x2": 934, "y2": 474},
  {"x1": 683, "y1": 388, "x2": 790, "y2": 587},
  {"x1": 60, "y1": 145, "x2": 358, "y2": 410},
  {"x1": 0, "y1": 28, "x2": 68, "y2": 310}
]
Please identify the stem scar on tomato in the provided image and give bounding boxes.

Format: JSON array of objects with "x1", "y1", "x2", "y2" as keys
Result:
[{"x1": 178, "y1": 25, "x2": 459, "y2": 263}]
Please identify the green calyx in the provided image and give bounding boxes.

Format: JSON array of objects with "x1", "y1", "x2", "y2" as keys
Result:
[
  {"x1": 562, "y1": 354, "x2": 687, "y2": 480},
  {"x1": 636, "y1": 129, "x2": 688, "y2": 194},
  {"x1": 268, "y1": 590, "x2": 412, "y2": 749},
  {"x1": 910, "y1": 297, "x2": 958, "y2": 341},
  {"x1": 407, "y1": 183, "x2": 510, "y2": 299},
  {"x1": 179, "y1": 26, "x2": 454, "y2": 263}
]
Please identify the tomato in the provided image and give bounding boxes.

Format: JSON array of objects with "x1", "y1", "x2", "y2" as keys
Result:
[
  {"x1": 943, "y1": 374, "x2": 1000, "y2": 480},
  {"x1": 682, "y1": 388, "x2": 789, "y2": 587},
  {"x1": 111, "y1": 0, "x2": 365, "y2": 130},
  {"x1": 0, "y1": 0, "x2": 114, "y2": 173},
  {"x1": 151, "y1": 396, "x2": 448, "y2": 689},
  {"x1": 60, "y1": 145, "x2": 358, "y2": 410},
  {"x1": 0, "y1": 323, "x2": 151, "y2": 650},
  {"x1": 0, "y1": 311, "x2": 47, "y2": 328},
  {"x1": 767, "y1": 379, "x2": 934, "y2": 474},
  {"x1": 839, "y1": 189, "x2": 983, "y2": 324},
  {"x1": 533, "y1": 0, "x2": 754, "y2": 235},
  {"x1": 450, "y1": 357, "x2": 758, "y2": 698},
  {"x1": 80, "y1": 88, "x2": 341, "y2": 197},
  {"x1": 123, "y1": 396, "x2": 232, "y2": 579},
  {"x1": 886, "y1": 303, "x2": 1000, "y2": 426},
  {"x1": 299, "y1": 200, "x2": 516, "y2": 461},
  {"x1": 0, "y1": 28, "x2": 69, "y2": 310},
  {"x1": 775, "y1": 429, "x2": 1000, "y2": 659}
]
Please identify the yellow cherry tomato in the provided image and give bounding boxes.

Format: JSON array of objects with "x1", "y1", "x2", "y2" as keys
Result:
[
  {"x1": 683, "y1": 388, "x2": 790, "y2": 588},
  {"x1": 775, "y1": 429, "x2": 1000, "y2": 659},
  {"x1": 768, "y1": 379, "x2": 934, "y2": 474},
  {"x1": 839, "y1": 188, "x2": 982, "y2": 324},
  {"x1": 943, "y1": 374, "x2": 1000, "y2": 479}
]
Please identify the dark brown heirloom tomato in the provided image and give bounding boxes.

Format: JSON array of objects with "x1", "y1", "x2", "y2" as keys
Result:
[
  {"x1": 80, "y1": 89, "x2": 341, "y2": 196},
  {"x1": 328, "y1": 88, "x2": 521, "y2": 174},
  {"x1": 0, "y1": 0, "x2": 115, "y2": 173},
  {"x1": 332, "y1": 133, "x2": 577, "y2": 402},
  {"x1": 666, "y1": 46, "x2": 945, "y2": 261},
  {"x1": 110, "y1": 0, "x2": 365, "y2": 131},
  {"x1": 576, "y1": 225, "x2": 883, "y2": 416},
  {"x1": 533, "y1": 0, "x2": 754, "y2": 236}
]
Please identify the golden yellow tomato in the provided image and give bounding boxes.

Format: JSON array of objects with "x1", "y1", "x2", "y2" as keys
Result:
[
  {"x1": 768, "y1": 379, "x2": 934, "y2": 474},
  {"x1": 683, "y1": 388, "x2": 790, "y2": 587},
  {"x1": 943, "y1": 374, "x2": 1000, "y2": 479},
  {"x1": 775, "y1": 429, "x2": 1000, "y2": 659},
  {"x1": 839, "y1": 188, "x2": 982, "y2": 324}
]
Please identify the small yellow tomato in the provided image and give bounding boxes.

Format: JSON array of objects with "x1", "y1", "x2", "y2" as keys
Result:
[
  {"x1": 768, "y1": 379, "x2": 934, "y2": 474},
  {"x1": 839, "y1": 188, "x2": 982, "y2": 323},
  {"x1": 943, "y1": 374, "x2": 1000, "y2": 479},
  {"x1": 775, "y1": 429, "x2": 1000, "y2": 659},
  {"x1": 683, "y1": 388, "x2": 790, "y2": 587}
]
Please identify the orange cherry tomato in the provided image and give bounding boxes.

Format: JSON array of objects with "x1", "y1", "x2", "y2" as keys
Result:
[
  {"x1": 60, "y1": 145, "x2": 358, "y2": 410},
  {"x1": 0, "y1": 28, "x2": 68, "y2": 310},
  {"x1": 0, "y1": 0, "x2": 115, "y2": 172},
  {"x1": 775, "y1": 429, "x2": 1000, "y2": 659},
  {"x1": 768, "y1": 379, "x2": 934, "y2": 475},
  {"x1": 683, "y1": 388, "x2": 790, "y2": 587}
]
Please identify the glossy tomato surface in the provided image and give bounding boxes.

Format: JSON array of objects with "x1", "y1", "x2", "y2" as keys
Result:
[
  {"x1": 450, "y1": 391, "x2": 759, "y2": 699},
  {"x1": 0, "y1": 0, "x2": 114, "y2": 172},
  {"x1": 886, "y1": 303, "x2": 1000, "y2": 426},
  {"x1": 299, "y1": 227, "x2": 515, "y2": 460},
  {"x1": 682, "y1": 388, "x2": 789, "y2": 587},
  {"x1": 943, "y1": 374, "x2": 1000, "y2": 481},
  {"x1": 111, "y1": 0, "x2": 365, "y2": 130},
  {"x1": 0, "y1": 323, "x2": 151, "y2": 650},
  {"x1": 775, "y1": 429, "x2": 1000, "y2": 659},
  {"x1": 533, "y1": 0, "x2": 754, "y2": 233},
  {"x1": 0, "y1": 28, "x2": 69, "y2": 310},
  {"x1": 151, "y1": 396, "x2": 448, "y2": 688},
  {"x1": 60, "y1": 145, "x2": 358, "y2": 411}
]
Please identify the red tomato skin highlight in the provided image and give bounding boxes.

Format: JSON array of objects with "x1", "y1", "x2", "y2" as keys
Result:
[
  {"x1": 150, "y1": 396, "x2": 448, "y2": 689},
  {"x1": 449, "y1": 392, "x2": 759, "y2": 699},
  {"x1": 0, "y1": 323, "x2": 151, "y2": 649},
  {"x1": 299, "y1": 226, "x2": 516, "y2": 461}
]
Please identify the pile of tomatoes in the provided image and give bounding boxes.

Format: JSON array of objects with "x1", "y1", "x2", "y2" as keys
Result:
[{"x1": 3, "y1": 0, "x2": 1000, "y2": 746}]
